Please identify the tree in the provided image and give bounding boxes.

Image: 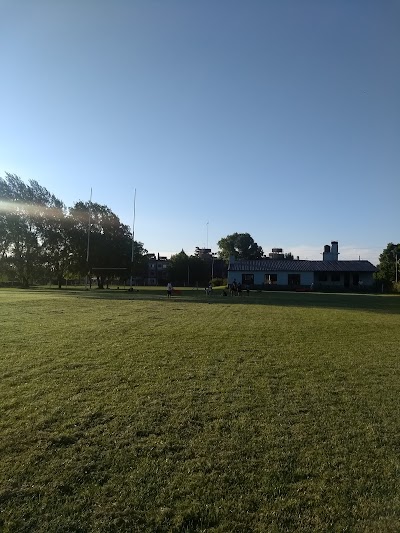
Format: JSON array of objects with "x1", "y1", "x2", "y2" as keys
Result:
[
  {"x1": 0, "y1": 174, "x2": 149, "y2": 288},
  {"x1": 0, "y1": 173, "x2": 64, "y2": 287},
  {"x1": 68, "y1": 201, "x2": 147, "y2": 288},
  {"x1": 188, "y1": 255, "x2": 211, "y2": 286},
  {"x1": 168, "y1": 250, "x2": 210, "y2": 286},
  {"x1": 376, "y1": 243, "x2": 400, "y2": 287},
  {"x1": 30, "y1": 182, "x2": 71, "y2": 289},
  {"x1": 217, "y1": 232, "x2": 264, "y2": 262},
  {"x1": 168, "y1": 250, "x2": 189, "y2": 285}
]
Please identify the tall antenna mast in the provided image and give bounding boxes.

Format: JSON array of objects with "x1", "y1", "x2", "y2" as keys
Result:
[
  {"x1": 206, "y1": 221, "x2": 209, "y2": 249},
  {"x1": 85, "y1": 188, "x2": 92, "y2": 290},
  {"x1": 130, "y1": 189, "x2": 136, "y2": 289}
]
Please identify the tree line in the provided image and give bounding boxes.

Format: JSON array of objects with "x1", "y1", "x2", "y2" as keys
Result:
[
  {"x1": 0, "y1": 174, "x2": 269, "y2": 288},
  {"x1": 0, "y1": 173, "x2": 146, "y2": 288},
  {"x1": 1, "y1": 173, "x2": 398, "y2": 290}
]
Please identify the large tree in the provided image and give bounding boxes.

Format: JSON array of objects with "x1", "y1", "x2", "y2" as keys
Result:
[
  {"x1": 376, "y1": 243, "x2": 400, "y2": 287},
  {"x1": 0, "y1": 173, "x2": 64, "y2": 287},
  {"x1": 29, "y1": 181, "x2": 71, "y2": 288},
  {"x1": 68, "y1": 201, "x2": 147, "y2": 288},
  {"x1": 217, "y1": 232, "x2": 264, "y2": 262},
  {"x1": 0, "y1": 174, "x2": 148, "y2": 288}
]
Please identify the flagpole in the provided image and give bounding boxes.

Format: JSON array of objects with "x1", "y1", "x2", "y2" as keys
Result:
[
  {"x1": 130, "y1": 189, "x2": 136, "y2": 289},
  {"x1": 85, "y1": 188, "x2": 92, "y2": 290}
]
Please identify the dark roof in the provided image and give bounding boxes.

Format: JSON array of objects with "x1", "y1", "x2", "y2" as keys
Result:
[{"x1": 229, "y1": 259, "x2": 377, "y2": 273}]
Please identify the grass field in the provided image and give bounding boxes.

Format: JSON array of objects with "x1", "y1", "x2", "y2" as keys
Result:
[{"x1": 1, "y1": 288, "x2": 399, "y2": 532}]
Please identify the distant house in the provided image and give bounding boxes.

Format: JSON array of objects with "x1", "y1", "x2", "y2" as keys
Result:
[
  {"x1": 228, "y1": 241, "x2": 377, "y2": 290},
  {"x1": 147, "y1": 253, "x2": 170, "y2": 286}
]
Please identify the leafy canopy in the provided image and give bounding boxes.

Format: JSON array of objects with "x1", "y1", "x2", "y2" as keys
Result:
[
  {"x1": 376, "y1": 243, "x2": 400, "y2": 285},
  {"x1": 217, "y1": 232, "x2": 264, "y2": 262},
  {"x1": 168, "y1": 250, "x2": 210, "y2": 286},
  {"x1": 0, "y1": 173, "x2": 147, "y2": 287}
]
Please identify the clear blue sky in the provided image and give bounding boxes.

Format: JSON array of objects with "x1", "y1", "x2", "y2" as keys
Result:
[{"x1": 1, "y1": 0, "x2": 399, "y2": 264}]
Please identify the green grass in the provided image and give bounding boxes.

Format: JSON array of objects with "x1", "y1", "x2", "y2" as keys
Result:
[{"x1": 1, "y1": 288, "x2": 399, "y2": 532}]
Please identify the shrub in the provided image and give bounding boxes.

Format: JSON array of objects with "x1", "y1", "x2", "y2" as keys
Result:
[{"x1": 211, "y1": 278, "x2": 226, "y2": 287}]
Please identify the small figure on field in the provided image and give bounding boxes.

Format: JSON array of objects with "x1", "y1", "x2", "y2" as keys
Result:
[
  {"x1": 167, "y1": 282, "x2": 173, "y2": 298},
  {"x1": 230, "y1": 280, "x2": 238, "y2": 296}
]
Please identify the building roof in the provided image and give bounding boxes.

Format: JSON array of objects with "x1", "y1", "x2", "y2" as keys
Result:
[{"x1": 229, "y1": 259, "x2": 377, "y2": 273}]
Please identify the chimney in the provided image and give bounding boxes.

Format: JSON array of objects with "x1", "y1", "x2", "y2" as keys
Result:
[
  {"x1": 331, "y1": 241, "x2": 339, "y2": 260},
  {"x1": 323, "y1": 241, "x2": 339, "y2": 261}
]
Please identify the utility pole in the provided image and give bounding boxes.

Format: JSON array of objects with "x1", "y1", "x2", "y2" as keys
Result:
[
  {"x1": 130, "y1": 189, "x2": 137, "y2": 289},
  {"x1": 211, "y1": 252, "x2": 217, "y2": 280},
  {"x1": 85, "y1": 188, "x2": 92, "y2": 290}
]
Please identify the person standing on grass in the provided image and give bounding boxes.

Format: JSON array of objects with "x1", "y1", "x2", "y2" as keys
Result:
[
  {"x1": 167, "y1": 282, "x2": 173, "y2": 298},
  {"x1": 230, "y1": 280, "x2": 237, "y2": 296}
]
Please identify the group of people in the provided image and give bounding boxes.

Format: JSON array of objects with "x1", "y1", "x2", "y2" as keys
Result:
[
  {"x1": 167, "y1": 280, "x2": 250, "y2": 298},
  {"x1": 228, "y1": 279, "x2": 249, "y2": 296}
]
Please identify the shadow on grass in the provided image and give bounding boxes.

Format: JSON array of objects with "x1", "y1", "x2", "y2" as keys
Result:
[{"x1": 33, "y1": 287, "x2": 400, "y2": 315}]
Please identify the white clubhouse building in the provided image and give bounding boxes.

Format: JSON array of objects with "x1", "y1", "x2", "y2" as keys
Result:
[{"x1": 228, "y1": 241, "x2": 377, "y2": 289}]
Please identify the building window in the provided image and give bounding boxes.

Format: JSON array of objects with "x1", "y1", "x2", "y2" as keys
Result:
[
  {"x1": 242, "y1": 274, "x2": 254, "y2": 285},
  {"x1": 288, "y1": 274, "x2": 301, "y2": 285},
  {"x1": 352, "y1": 274, "x2": 359, "y2": 286},
  {"x1": 331, "y1": 273, "x2": 340, "y2": 282},
  {"x1": 318, "y1": 272, "x2": 328, "y2": 282},
  {"x1": 265, "y1": 274, "x2": 277, "y2": 285}
]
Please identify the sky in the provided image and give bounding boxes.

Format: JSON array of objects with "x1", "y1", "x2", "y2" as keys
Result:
[{"x1": 1, "y1": 0, "x2": 399, "y2": 265}]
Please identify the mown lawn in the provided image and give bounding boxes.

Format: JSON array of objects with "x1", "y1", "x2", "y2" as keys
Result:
[{"x1": 1, "y1": 288, "x2": 399, "y2": 532}]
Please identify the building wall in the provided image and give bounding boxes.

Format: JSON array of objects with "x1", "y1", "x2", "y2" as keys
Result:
[
  {"x1": 147, "y1": 257, "x2": 170, "y2": 285},
  {"x1": 228, "y1": 271, "x2": 313, "y2": 286},
  {"x1": 228, "y1": 270, "x2": 374, "y2": 287},
  {"x1": 359, "y1": 272, "x2": 374, "y2": 286},
  {"x1": 314, "y1": 271, "x2": 374, "y2": 287},
  {"x1": 271, "y1": 272, "x2": 313, "y2": 286}
]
